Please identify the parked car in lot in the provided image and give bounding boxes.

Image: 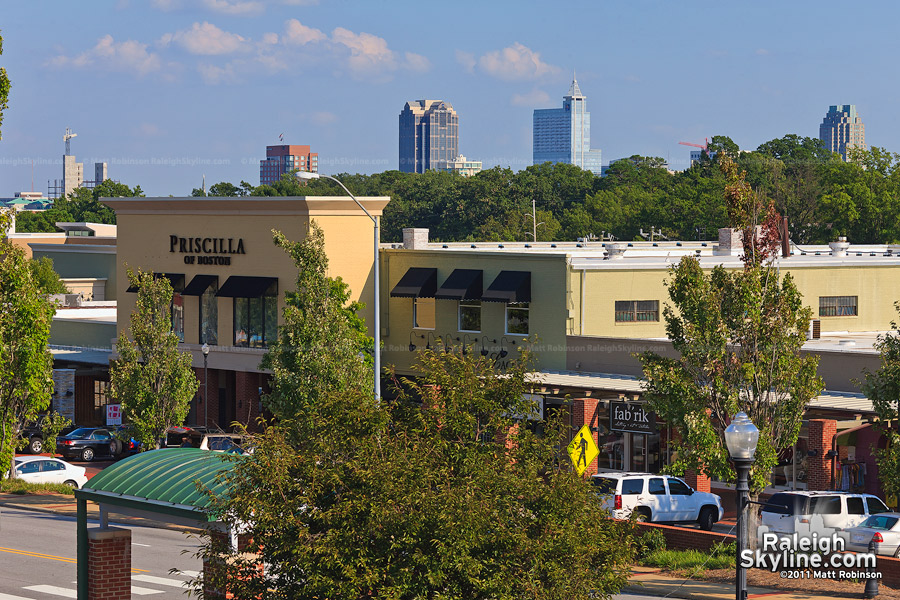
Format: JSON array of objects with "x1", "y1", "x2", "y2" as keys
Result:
[
  {"x1": 845, "y1": 512, "x2": 900, "y2": 556},
  {"x1": 10, "y1": 456, "x2": 88, "y2": 488},
  {"x1": 56, "y1": 427, "x2": 118, "y2": 462},
  {"x1": 19, "y1": 416, "x2": 75, "y2": 455},
  {"x1": 166, "y1": 426, "x2": 250, "y2": 453},
  {"x1": 760, "y1": 491, "x2": 889, "y2": 537},
  {"x1": 591, "y1": 472, "x2": 724, "y2": 530}
]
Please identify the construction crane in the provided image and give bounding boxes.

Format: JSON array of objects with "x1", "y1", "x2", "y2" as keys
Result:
[
  {"x1": 678, "y1": 137, "x2": 709, "y2": 152},
  {"x1": 64, "y1": 128, "x2": 77, "y2": 155}
]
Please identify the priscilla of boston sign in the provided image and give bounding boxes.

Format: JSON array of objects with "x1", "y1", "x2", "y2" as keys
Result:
[{"x1": 610, "y1": 401, "x2": 657, "y2": 434}]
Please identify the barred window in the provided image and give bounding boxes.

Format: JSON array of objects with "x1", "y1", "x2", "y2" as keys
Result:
[
  {"x1": 819, "y1": 296, "x2": 857, "y2": 317},
  {"x1": 615, "y1": 300, "x2": 660, "y2": 322}
]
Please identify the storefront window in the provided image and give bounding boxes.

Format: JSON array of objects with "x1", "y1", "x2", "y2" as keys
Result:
[
  {"x1": 172, "y1": 293, "x2": 184, "y2": 342},
  {"x1": 200, "y1": 282, "x2": 218, "y2": 345},
  {"x1": 459, "y1": 300, "x2": 481, "y2": 332},
  {"x1": 233, "y1": 283, "x2": 277, "y2": 348},
  {"x1": 414, "y1": 298, "x2": 435, "y2": 329},
  {"x1": 506, "y1": 302, "x2": 529, "y2": 335}
]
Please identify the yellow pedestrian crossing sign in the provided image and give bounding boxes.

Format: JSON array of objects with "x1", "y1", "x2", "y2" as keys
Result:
[{"x1": 567, "y1": 425, "x2": 599, "y2": 476}]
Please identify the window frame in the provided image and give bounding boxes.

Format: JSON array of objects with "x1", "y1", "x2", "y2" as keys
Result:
[
  {"x1": 615, "y1": 300, "x2": 660, "y2": 323},
  {"x1": 413, "y1": 297, "x2": 436, "y2": 330},
  {"x1": 199, "y1": 280, "x2": 219, "y2": 345},
  {"x1": 505, "y1": 302, "x2": 529, "y2": 335},
  {"x1": 819, "y1": 296, "x2": 858, "y2": 317},
  {"x1": 233, "y1": 282, "x2": 278, "y2": 348},
  {"x1": 458, "y1": 299, "x2": 481, "y2": 333}
]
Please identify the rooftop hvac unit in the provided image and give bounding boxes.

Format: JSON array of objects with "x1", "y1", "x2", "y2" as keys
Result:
[{"x1": 808, "y1": 319, "x2": 821, "y2": 340}]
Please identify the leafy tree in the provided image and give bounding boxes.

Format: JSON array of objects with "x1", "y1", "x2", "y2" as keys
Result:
[
  {"x1": 260, "y1": 221, "x2": 371, "y2": 420},
  {"x1": 200, "y1": 346, "x2": 635, "y2": 600},
  {"x1": 861, "y1": 305, "x2": 900, "y2": 501},
  {"x1": 109, "y1": 269, "x2": 198, "y2": 450},
  {"x1": 28, "y1": 257, "x2": 69, "y2": 295},
  {"x1": 192, "y1": 181, "x2": 250, "y2": 197},
  {"x1": 0, "y1": 210, "x2": 55, "y2": 478},
  {"x1": 638, "y1": 158, "x2": 823, "y2": 519},
  {"x1": 0, "y1": 30, "x2": 9, "y2": 139}
]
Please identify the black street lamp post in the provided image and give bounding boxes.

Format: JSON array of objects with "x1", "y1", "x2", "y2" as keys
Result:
[
  {"x1": 201, "y1": 343, "x2": 209, "y2": 427},
  {"x1": 725, "y1": 411, "x2": 759, "y2": 600}
]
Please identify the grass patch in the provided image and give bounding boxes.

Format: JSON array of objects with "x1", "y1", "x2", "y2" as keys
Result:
[
  {"x1": 640, "y1": 542, "x2": 736, "y2": 578},
  {"x1": 0, "y1": 479, "x2": 76, "y2": 495}
]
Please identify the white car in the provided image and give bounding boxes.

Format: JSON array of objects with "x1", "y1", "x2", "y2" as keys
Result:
[
  {"x1": 760, "y1": 491, "x2": 888, "y2": 537},
  {"x1": 591, "y1": 472, "x2": 724, "y2": 530},
  {"x1": 11, "y1": 456, "x2": 88, "y2": 489}
]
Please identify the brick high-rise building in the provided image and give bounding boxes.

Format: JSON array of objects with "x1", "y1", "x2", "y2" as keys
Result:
[
  {"x1": 399, "y1": 100, "x2": 459, "y2": 173},
  {"x1": 259, "y1": 144, "x2": 318, "y2": 186},
  {"x1": 819, "y1": 105, "x2": 866, "y2": 162}
]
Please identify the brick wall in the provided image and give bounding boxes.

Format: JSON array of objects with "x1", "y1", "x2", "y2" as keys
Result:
[
  {"x1": 87, "y1": 527, "x2": 131, "y2": 600},
  {"x1": 808, "y1": 419, "x2": 837, "y2": 491},
  {"x1": 683, "y1": 469, "x2": 711, "y2": 494},
  {"x1": 235, "y1": 371, "x2": 263, "y2": 432},
  {"x1": 635, "y1": 521, "x2": 734, "y2": 552}
]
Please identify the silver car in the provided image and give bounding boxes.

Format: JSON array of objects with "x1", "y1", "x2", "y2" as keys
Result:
[{"x1": 846, "y1": 512, "x2": 900, "y2": 557}]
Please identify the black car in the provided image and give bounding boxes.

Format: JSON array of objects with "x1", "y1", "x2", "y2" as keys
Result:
[{"x1": 56, "y1": 427, "x2": 117, "y2": 462}]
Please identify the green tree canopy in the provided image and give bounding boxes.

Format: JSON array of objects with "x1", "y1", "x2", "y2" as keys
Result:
[
  {"x1": 28, "y1": 256, "x2": 69, "y2": 295},
  {"x1": 109, "y1": 269, "x2": 198, "y2": 449},
  {"x1": 0, "y1": 30, "x2": 9, "y2": 139}
]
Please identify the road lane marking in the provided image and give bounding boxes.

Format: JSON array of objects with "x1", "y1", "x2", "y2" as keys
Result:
[
  {"x1": 132, "y1": 542, "x2": 151, "y2": 547},
  {"x1": 23, "y1": 585, "x2": 77, "y2": 598},
  {"x1": 179, "y1": 570, "x2": 200, "y2": 578},
  {"x1": 130, "y1": 585, "x2": 165, "y2": 595},
  {"x1": 0, "y1": 593, "x2": 34, "y2": 600},
  {"x1": 133, "y1": 575, "x2": 189, "y2": 588},
  {"x1": 0, "y1": 546, "x2": 147, "y2": 572}
]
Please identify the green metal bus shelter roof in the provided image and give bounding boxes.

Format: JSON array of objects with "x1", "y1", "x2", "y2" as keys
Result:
[{"x1": 74, "y1": 448, "x2": 243, "y2": 524}]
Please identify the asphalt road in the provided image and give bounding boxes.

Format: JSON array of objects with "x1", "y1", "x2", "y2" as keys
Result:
[{"x1": 0, "y1": 507, "x2": 202, "y2": 599}]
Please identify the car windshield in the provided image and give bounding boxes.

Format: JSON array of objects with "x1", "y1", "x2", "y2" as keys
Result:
[
  {"x1": 762, "y1": 493, "x2": 807, "y2": 516},
  {"x1": 591, "y1": 477, "x2": 617, "y2": 494},
  {"x1": 67, "y1": 428, "x2": 95, "y2": 437},
  {"x1": 861, "y1": 515, "x2": 899, "y2": 530}
]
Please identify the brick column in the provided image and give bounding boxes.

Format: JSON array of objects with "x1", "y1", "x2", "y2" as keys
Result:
[
  {"x1": 571, "y1": 397, "x2": 600, "y2": 477},
  {"x1": 87, "y1": 527, "x2": 131, "y2": 600},
  {"x1": 807, "y1": 419, "x2": 836, "y2": 491},
  {"x1": 683, "y1": 469, "x2": 711, "y2": 493}
]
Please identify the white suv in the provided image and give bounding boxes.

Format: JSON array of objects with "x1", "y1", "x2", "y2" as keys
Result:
[
  {"x1": 760, "y1": 491, "x2": 889, "y2": 537},
  {"x1": 591, "y1": 472, "x2": 725, "y2": 530}
]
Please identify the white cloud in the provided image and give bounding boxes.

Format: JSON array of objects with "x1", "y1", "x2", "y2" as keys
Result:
[
  {"x1": 282, "y1": 0, "x2": 319, "y2": 4},
  {"x1": 261, "y1": 32, "x2": 279, "y2": 45},
  {"x1": 403, "y1": 52, "x2": 431, "y2": 73},
  {"x1": 511, "y1": 88, "x2": 550, "y2": 107},
  {"x1": 477, "y1": 42, "x2": 559, "y2": 81},
  {"x1": 197, "y1": 61, "x2": 238, "y2": 84},
  {"x1": 202, "y1": 0, "x2": 264, "y2": 15},
  {"x1": 282, "y1": 19, "x2": 326, "y2": 45},
  {"x1": 47, "y1": 35, "x2": 162, "y2": 76},
  {"x1": 331, "y1": 27, "x2": 396, "y2": 75},
  {"x1": 151, "y1": 0, "x2": 182, "y2": 10},
  {"x1": 161, "y1": 22, "x2": 248, "y2": 55},
  {"x1": 456, "y1": 50, "x2": 476, "y2": 74},
  {"x1": 310, "y1": 111, "x2": 337, "y2": 125},
  {"x1": 137, "y1": 122, "x2": 164, "y2": 137}
]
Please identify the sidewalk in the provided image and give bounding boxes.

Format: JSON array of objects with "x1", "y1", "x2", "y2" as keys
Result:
[
  {"x1": 0, "y1": 492, "x2": 201, "y2": 532},
  {"x1": 626, "y1": 566, "x2": 872, "y2": 600}
]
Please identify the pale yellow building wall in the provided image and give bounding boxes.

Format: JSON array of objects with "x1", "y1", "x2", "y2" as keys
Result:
[
  {"x1": 570, "y1": 262, "x2": 900, "y2": 338},
  {"x1": 382, "y1": 250, "x2": 569, "y2": 374}
]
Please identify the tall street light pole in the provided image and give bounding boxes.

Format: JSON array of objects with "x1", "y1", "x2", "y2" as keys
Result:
[
  {"x1": 295, "y1": 171, "x2": 381, "y2": 402},
  {"x1": 725, "y1": 411, "x2": 759, "y2": 600},
  {"x1": 201, "y1": 342, "x2": 209, "y2": 427}
]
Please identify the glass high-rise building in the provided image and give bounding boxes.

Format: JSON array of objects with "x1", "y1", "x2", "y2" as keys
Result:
[
  {"x1": 533, "y1": 77, "x2": 602, "y2": 175},
  {"x1": 819, "y1": 105, "x2": 866, "y2": 162},
  {"x1": 399, "y1": 100, "x2": 459, "y2": 173}
]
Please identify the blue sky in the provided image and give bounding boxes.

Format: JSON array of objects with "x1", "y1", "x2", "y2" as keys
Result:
[{"x1": 1, "y1": 0, "x2": 898, "y2": 197}]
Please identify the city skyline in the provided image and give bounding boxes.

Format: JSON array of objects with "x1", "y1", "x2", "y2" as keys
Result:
[{"x1": 0, "y1": 1, "x2": 898, "y2": 197}]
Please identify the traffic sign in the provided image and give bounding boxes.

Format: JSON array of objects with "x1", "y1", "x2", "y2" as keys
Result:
[{"x1": 567, "y1": 424, "x2": 599, "y2": 476}]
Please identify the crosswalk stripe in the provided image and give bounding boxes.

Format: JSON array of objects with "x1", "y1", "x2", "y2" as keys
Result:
[
  {"x1": 132, "y1": 575, "x2": 188, "y2": 588},
  {"x1": 178, "y1": 570, "x2": 200, "y2": 578},
  {"x1": 23, "y1": 585, "x2": 76, "y2": 598},
  {"x1": 130, "y1": 585, "x2": 165, "y2": 595},
  {"x1": 0, "y1": 593, "x2": 34, "y2": 600}
]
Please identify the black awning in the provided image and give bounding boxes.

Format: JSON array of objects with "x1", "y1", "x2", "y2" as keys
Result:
[
  {"x1": 435, "y1": 269, "x2": 483, "y2": 300},
  {"x1": 482, "y1": 271, "x2": 531, "y2": 303},
  {"x1": 216, "y1": 276, "x2": 278, "y2": 298},
  {"x1": 181, "y1": 274, "x2": 218, "y2": 296},
  {"x1": 126, "y1": 272, "x2": 185, "y2": 293},
  {"x1": 390, "y1": 267, "x2": 437, "y2": 298}
]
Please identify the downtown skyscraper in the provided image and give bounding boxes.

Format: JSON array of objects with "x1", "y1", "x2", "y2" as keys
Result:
[
  {"x1": 398, "y1": 100, "x2": 459, "y2": 173},
  {"x1": 533, "y1": 77, "x2": 603, "y2": 175},
  {"x1": 819, "y1": 105, "x2": 866, "y2": 162}
]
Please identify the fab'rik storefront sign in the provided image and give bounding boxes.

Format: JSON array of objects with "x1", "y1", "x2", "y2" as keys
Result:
[{"x1": 169, "y1": 235, "x2": 246, "y2": 265}]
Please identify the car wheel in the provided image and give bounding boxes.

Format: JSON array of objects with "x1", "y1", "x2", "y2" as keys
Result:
[
  {"x1": 81, "y1": 448, "x2": 95, "y2": 462},
  {"x1": 110, "y1": 440, "x2": 123, "y2": 457},
  {"x1": 635, "y1": 508, "x2": 651, "y2": 523},
  {"x1": 63, "y1": 480, "x2": 79, "y2": 489},
  {"x1": 28, "y1": 438, "x2": 43, "y2": 454},
  {"x1": 698, "y1": 507, "x2": 716, "y2": 531}
]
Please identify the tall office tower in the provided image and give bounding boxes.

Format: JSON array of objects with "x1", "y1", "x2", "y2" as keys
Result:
[
  {"x1": 398, "y1": 100, "x2": 459, "y2": 173},
  {"x1": 63, "y1": 155, "x2": 84, "y2": 197},
  {"x1": 259, "y1": 144, "x2": 318, "y2": 186},
  {"x1": 819, "y1": 105, "x2": 866, "y2": 161},
  {"x1": 533, "y1": 76, "x2": 603, "y2": 175}
]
